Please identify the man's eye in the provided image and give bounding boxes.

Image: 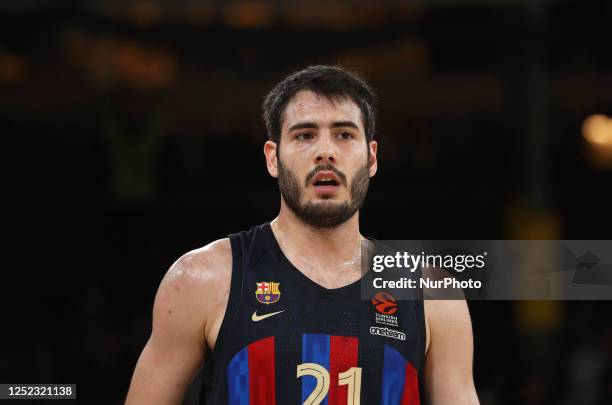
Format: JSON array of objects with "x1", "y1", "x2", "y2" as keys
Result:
[
  {"x1": 296, "y1": 132, "x2": 313, "y2": 140},
  {"x1": 338, "y1": 132, "x2": 353, "y2": 140}
]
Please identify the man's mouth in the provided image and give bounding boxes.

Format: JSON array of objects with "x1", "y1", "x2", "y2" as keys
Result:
[
  {"x1": 311, "y1": 171, "x2": 341, "y2": 196},
  {"x1": 314, "y1": 178, "x2": 339, "y2": 187}
]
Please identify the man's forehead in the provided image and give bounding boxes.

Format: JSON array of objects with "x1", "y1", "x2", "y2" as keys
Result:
[{"x1": 282, "y1": 90, "x2": 363, "y2": 130}]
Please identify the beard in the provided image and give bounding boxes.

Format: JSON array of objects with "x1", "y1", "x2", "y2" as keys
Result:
[{"x1": 277, "y1": 158, "x2": 370, "y2": 229}]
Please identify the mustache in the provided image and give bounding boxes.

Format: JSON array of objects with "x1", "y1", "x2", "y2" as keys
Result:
[{"x1": 304, "y1": 164, "x2": 348, "y2": 187}]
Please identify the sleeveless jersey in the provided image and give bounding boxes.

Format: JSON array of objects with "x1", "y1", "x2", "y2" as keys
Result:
[{"x1": 199, "y1": 222, "x2": 425, "y2": 405}]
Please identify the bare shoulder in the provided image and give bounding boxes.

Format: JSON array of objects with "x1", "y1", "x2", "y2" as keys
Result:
[
  {"x1": 155, "y1": 238, "x2": 233, "y2": 349},
  {"x1": 163, "y1": 238, "x2": 233, "y2": 290},
  {"x1": 424, "y1": 299, "x2": 472, "y2": 354},
  {"x1": 424, "y1": 299, "x2": 471, "y2": 324},
  {"x1": 125, "y1": 239, "x2": 233, "y2": 404},
  {"x1": 423, "y1": 300, "x2": 478, "y2": 404}
]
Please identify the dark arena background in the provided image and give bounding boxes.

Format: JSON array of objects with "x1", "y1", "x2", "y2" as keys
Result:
[{"x1": 2, "y1": 0, "x2": 612, "y2": 404}]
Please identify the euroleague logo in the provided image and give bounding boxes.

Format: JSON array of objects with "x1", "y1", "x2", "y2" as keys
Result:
[{"x1": 371, "y1": 291, "x2": 398, "y2": 315}]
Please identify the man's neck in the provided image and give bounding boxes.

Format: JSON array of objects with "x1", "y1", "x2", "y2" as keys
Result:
[{"x1": 270, "y1": 201, "x2": 364, "y2": 286}]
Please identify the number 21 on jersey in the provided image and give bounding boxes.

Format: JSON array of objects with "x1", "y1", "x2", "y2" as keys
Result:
[{"x1": 297, "y1": 363, "x2": 362, "y2": 405}]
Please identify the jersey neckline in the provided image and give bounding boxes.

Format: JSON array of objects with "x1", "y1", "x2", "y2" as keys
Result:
[{"x1": 261, "y1": 221, "x2": 366, "y2": 299}]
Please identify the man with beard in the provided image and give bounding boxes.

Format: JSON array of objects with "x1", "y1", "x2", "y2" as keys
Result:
[{"x1": 126, "y1": 66, "x2": 479, "y2": 405}]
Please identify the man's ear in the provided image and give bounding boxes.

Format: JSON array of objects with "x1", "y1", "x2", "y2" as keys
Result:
[
  {"x1": 368, "y1": 140, "x2": 378, "y2": 177},
  {"x1": 264, "y1": 140, "x2": 278, "y2": 178}
]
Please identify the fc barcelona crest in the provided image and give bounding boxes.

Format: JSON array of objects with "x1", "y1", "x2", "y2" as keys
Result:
[{"x1": 255, "y1": 281, "x2": 281, "y2": 305}]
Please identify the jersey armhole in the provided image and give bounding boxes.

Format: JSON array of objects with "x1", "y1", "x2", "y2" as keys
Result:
[
  {"x1": 209, "y1": 233, "x2": 246, "y2": 359},
  {"x1": 199, "y1": 234, "x2": 246, "y2": 405}
]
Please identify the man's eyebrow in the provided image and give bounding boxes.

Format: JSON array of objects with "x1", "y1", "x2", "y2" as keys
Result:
[
  {"x1": 288, "y1": 121, "x2": 359, "y2": 132},
  {"x1": 288, "y1": 122, "x2": 318, "y2": 132},
  {"x1": 330, "y1": 121, "x2": 359, "y2": 130}
]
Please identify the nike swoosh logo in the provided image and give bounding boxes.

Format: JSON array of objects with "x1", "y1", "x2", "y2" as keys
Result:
[{"x1": 252, "y1": 310, "x2": 285, "y2": 322}]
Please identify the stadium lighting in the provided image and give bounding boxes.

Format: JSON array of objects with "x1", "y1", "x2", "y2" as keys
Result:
[{"x1": 583, "y1": 114, "x2": 612, "y2": 146}]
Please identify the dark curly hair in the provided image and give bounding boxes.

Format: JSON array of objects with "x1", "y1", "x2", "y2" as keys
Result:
[{"x1": 262, "y1": 65, "x2": 377, "y2": 144}]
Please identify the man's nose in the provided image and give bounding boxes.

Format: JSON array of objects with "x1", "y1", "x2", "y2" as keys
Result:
[{"x1": 315, "y1": 134, "x2": 337, "y2": 164}]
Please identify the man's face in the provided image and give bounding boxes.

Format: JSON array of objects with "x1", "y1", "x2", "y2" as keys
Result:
[{"x1": 265, "y1": 90, "x2": 378, "y2": 228}]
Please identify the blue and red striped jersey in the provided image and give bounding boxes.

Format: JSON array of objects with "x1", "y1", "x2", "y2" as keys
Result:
[{"x1": 199, "y1": 223, "x2": 425, "y2": 405}]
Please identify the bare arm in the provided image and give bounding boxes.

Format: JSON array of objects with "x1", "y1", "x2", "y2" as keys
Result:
[
  {"x1": 424, "y1": 299, "x2": 479, "y2": 405},
  {"x1": 125, "y1": 239, "x2": 231, "y2": 405}
]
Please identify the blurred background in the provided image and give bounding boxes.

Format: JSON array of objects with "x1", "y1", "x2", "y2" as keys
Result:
[{"x1": 2, "y1": 0, "x2": 612, "y2": 404}]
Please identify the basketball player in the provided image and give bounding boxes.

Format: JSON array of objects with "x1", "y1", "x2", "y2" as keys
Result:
[{"x1": 126, "y1": 65, "x2": 479, "y2": 404}]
